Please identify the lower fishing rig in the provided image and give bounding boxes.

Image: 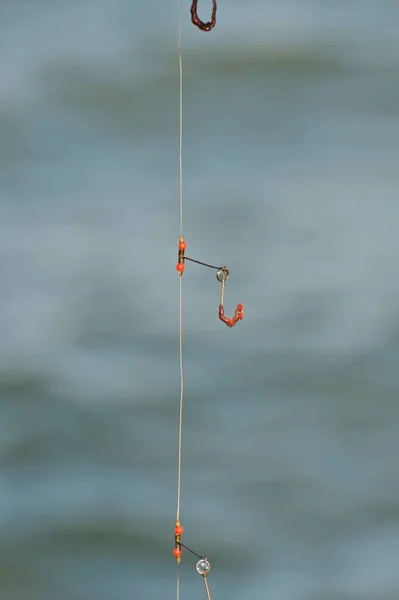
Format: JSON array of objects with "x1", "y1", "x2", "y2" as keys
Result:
[
  {"x1": 173, "y1": 237, "x2": 243, "y2": 600},
  {"x1": 173, "y1": 522, "x2": 213, "y2": 600},
  {"x1": 176, "y1": 237, "x2": 244, "y2": 328}
]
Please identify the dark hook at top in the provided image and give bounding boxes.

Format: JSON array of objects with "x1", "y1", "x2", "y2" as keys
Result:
[{"x1": 190, "y1": 0, "x2": 217, "y2": 32}]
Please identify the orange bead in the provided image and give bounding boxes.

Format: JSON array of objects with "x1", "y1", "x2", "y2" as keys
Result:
[
  {"x1": 178, "y1": 241, "x2": 187, "y2": 251},
  {"x1": 176, "y1": 263, "x2": 184, "y2": 273},
  {"x1": 173, "y1": 548, "x2": 182, "y2": 558},
  {"x1": 174, "y1": 525, "x2": 184, "y2": 535}
]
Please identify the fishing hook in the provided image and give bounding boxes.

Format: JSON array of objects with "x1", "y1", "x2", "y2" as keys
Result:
[
  {"x1": 190, "y1": 0, "x2": 217, "y2": 32},
  {"x1": 176, "y1": 242, "x2": 243, "y2": 328},
  {"x1": 217, "y1": 268, "x2": 244, "y2": 328}
]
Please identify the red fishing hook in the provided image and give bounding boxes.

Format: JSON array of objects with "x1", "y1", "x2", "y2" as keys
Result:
[
  {"x1": 176, "y1": 252, "x2": 244, "y2": 328},
  {"x1": 219, "y1": 303, "x2": 244, "y2": 328},
  {"x1": 190, "y1": 0, "x2": 217, "y2": 32}
]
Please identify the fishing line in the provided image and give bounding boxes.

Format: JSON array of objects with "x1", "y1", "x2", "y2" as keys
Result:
[
  {"x1": 178, "y1": 0, "x2": 184, "y2": 239},
  {"x1": 176, "y1": 4, "x2": 184, "y2": 600}
]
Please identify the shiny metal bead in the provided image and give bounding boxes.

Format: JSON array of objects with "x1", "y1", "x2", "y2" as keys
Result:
[{"x1": 196, "y1": 559, "x2": 211, "y2": 575}]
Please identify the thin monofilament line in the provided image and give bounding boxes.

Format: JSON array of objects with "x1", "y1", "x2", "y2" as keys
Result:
[
  {"x1": 176, "y1": 2, "x2": 184, "y2": 599},
  {"x1": 176, "y1": 0, "x2": 184, "y2": 527},
  {"x1": 177, "y1": 277, "x2": 184, "y2": 524},
  {"x1": 176, "y1": 563, "x2": 181, "y2": 600},
  {"x1": 178, "y1": 0, "x2": 183, "y2": 238}
]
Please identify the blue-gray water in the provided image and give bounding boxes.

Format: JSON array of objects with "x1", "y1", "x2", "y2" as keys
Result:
[{"x1": 1, "y1": 1, "x2": 399, "y2": 599}]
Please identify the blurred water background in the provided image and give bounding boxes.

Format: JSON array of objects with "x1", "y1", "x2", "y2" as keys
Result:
[{"x1": 1, "y1": 1, "x2": 399, "y2": 598}]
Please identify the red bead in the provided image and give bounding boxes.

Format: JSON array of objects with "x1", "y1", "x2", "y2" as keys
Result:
[
  {"x1": 176, "y1": 263, "x2": 184, "y2": 273},
  {"x1": 173, "y1": 548, "x2": 182, "y2": 557},
  {"x1": 174, "y1": 525, "x2": 184, "y2": 535},
  {"x1": 178, "y1": 240, "x2": 187, "y2": 251}
]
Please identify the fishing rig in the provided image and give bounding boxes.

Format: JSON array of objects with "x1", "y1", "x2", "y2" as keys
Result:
[{"x1": 173, "y1": 2, "x2": 243, "y2": 599}]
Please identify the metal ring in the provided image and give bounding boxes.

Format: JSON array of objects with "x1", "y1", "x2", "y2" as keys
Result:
[
  {"x1": 216, "y1": 267, "x2": 229, "y2": 283},
  {"x1": 196, "y1": 559, "x2": 211, "y2": 575}
]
